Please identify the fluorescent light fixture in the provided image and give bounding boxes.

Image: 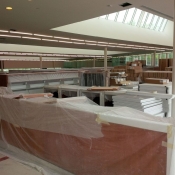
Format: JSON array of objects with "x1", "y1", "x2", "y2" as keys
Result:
[
  {"x1": 71, "y1": 38, "x2": 84, "y2": 42},
  {"x1": 0, "y1": 30, "x2": 8, "y2": 33},
  {"x1": 22, "y1": 37, "x2": 41, "y2": 40},
  {"x1": 42, "y1": 39, "x2": 58, "y2": 42},
  {"x1": 10, "y1": 31, "x2": 32, "y2": 35},
  {"x1": 34, "y1": 34, "x2": 53, "y2": 38},
  {"x1": 54, "y1": 36, "x2": 70, "y2": 40},
  {"x1": 109, "y1": 43, "x2": 118, "y2": 45},
  {"x1": 59, "y1": 41, "x2": 72, "y2": 43},
  {"x1": 0, "y1": 35, "x2": 21, "y2": 38}
]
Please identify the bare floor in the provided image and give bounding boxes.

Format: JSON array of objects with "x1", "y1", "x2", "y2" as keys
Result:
[{"x1": 0, "y1": 153, "x2": 42, "y2": 175}]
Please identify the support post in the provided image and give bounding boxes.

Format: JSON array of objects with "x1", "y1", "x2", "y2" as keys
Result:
[
  {"x1": 166, "y1": 53, "x2": 168, "y2": 59},
  {"x1": 40, "y1": 56, "x2": 42, "y2": 69},
  {"x1": 93, "y1": 57, "x2": 96, "y2": 67},
  {"x1": 104, "y1": 47, "x2": 109, "y2": 87},
  {"x1": 1, "y1": 61, "x2": 3, "y2": 72},
  {"x1": 104, "y1": 47, "x2": 107, "y2": 71},
  {"x1": 172, "y1": 0, "x2": 175, "y2": 117},
  {"x1": 152, "y1": 51, "x2": 156, "y2": 67},
  {"x1": 53, "y1": 61, "x2": 55, "y2": 69}
]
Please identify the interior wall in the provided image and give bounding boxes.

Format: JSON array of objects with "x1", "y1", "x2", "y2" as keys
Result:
[
  {"x1": 3, "y1": 61, "x2": 63, "y2": 69},
  {"x1": 54, "y1": 18, "x2": 173, "y2": 46}
]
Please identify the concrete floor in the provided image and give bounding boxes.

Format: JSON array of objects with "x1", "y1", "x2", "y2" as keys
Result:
[{"x1": 0, "y1": 153, "x2": 42, "y2": 175}]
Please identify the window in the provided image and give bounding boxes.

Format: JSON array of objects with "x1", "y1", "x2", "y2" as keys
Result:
[
  {"x1": 155, "y1": 54, "x2": 159, "y2": 66},
  {"x1": 160, "y1": 19, "x2": 168, "y2": 32},
  {"x1": 108, "y1": 13, "x2": 117, "y2": 21},
  {"x1": 150, "y1": 15, "x2": 159, "y2": 29},
  {"x1": 99, "y1": 8, "x2": 168, "y2": 32},
  {"x1": 132, "y1": 9, "x2": 142, "y2": 26},
  {"x1": 146, "y1": 55, "x2": 151, "y2": 65},
  {"x1": 116, "y1": 10, "x2": 127, "y2": 23},
  {"x1": 124, "y1": 8, "x2": 135, "y2": 24},
  {"x1": 100, "y1": 15, "x2": 107, "y2": 19},
  {"x1": 155, "y1": 17, "x2": 164, "y2": 31},
  {"x1": 140, "y1": 12, "x2": 148, "y2": 27},
  {"x1": 144, "y1": 13, "x2": 153, "y2": 28}
]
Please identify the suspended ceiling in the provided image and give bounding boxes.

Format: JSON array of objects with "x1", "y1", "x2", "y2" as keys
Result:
[{"x1": 0, "y1": 0, "x2": 174, "y2": 57}]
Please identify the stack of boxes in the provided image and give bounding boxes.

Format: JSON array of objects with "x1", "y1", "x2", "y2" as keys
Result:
[
  {"x1": 165, "y1": 67, "x2": 173, "y2": 71},
  {"x1": 110, "y1": 65, "x2": 126, "y2": 73},
  {"x1": 142, "y1": 71, "x2": 172, "y2": 82},
  {"x1": 126, "y1": 61, "x2": 143, "y2": 81},
  {"x1": 159, "y1": 59, "x2": 173, "y2": 71}
]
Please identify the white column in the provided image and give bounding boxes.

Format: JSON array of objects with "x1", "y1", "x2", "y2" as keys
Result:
[
  {"x1": 152, "y1": 51, "x2": 156, "y2": 67},
  {"x1": 1, "y1": 61, "x2": 3, "y2": 72},
  {"x1": 172, "y1": 0, "x2": 175, "y2": 117},
  {"x1": 93, "y1": 57, "x2": 96, "y2": 67},
  {"x1": 166, "y1": 53, "x2": 169, "y2": 59},
  {"x1": 39, "y1": 56, "x2": 42, "y2": 69},
  {"x1": 104, "y1": 47, "x2": 107, "y2": 71}
]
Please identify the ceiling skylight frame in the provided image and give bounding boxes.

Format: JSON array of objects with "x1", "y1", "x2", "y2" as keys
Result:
[
  {"x1": 148, "y1": 15, "x2": 155, "y2": 29},
  {"x1": 99, "y1": 8, "x2": 168, "y2": 32},
  {"x1": 122, "y1": 9, "x2": 129, "y2": 23},
  {"x1": 129, "y1": 8, "x2": 137, "y2": 25}
]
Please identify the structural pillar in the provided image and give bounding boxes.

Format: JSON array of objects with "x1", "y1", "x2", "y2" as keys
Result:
[
  {"x1": 172, "y1": 0, "x2": 175, "y2": 117},
  {"x1": 166, "y1": 53, "x2": 169, "y2": 59},
  {"x1": 40, "y1": 56, "x2": 42, "y2": 69},
  {"x1": 152, "y1": 51, "x2": 156, "y2": 67},
  {"x1": 104, "y1": 47, "x2": 109, "y2": 87},
  {"x1": 53, "y1": 61, "x2": 55, "y2": 69},
  {"x1": 1, "y1": 61, "x2": 3, "y2": 72},
  {"x1": 93, "y1": 57, "x2": 96, "y2": 67},
  {"x1": 104, "y1": 47, "x2": 107, "y2": 71}
]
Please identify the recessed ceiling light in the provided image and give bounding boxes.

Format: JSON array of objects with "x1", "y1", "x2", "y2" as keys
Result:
[{"x1": 6, "y1": 7, "x2": 12, "y2": 10}]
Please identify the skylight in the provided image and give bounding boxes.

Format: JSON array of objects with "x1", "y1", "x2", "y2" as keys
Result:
[{"x1": 99, "y1": 8, "x2": 168, "y2": 32}]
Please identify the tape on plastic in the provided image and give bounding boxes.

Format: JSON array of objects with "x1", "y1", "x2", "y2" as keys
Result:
[
  {"x1": 96, "y1": 115, "x2": 110, "y2": 125},
  {"x1": 167, "y1": 125, "x2": 173, "y2": 139},
  {"x1": 162, "y1": 141, "x2": 174, "y2": 150},
  {"x1": 13, "y1": 124, "x2": 20, "y2": 128}
]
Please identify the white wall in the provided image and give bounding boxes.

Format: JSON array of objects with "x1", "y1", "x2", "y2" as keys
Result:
[{"x1": 53, "y1": 18, "x2": 173, "y2": 46}]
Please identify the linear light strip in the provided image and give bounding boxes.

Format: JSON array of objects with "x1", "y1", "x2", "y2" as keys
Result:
[
  {"x1": 0, "y1": 29, "x2": 170, "y2": 50},
  {"x1": 0, "y1": 52, "x2": 110, "y2": 58},
  {"x1": 22, "y1": 37, "x2": 41, "y2": 40},
  {"x1": 10, "y1": 31, "x2": 33, "y2": 35},
  {"x1": 0, "y1": 35, "x2": 21, "y2": 38}
]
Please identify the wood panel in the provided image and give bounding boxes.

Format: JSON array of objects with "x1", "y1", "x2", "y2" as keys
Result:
[{"x1": 1, "y1": 119, "x2": 167, "y2": 175}]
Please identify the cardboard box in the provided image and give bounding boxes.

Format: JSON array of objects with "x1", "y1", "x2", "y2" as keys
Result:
[{"x1": 145, "y1": 78, "x2": 169, "y2": 84}]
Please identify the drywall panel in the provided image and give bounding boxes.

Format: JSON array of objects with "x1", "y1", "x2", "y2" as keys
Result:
[
  {"x1": 0, "y1": 44, "x2": 124, "y2": 55},
  {"x1": 53, "y1": 18, "x2": 173, "y2": 46}
]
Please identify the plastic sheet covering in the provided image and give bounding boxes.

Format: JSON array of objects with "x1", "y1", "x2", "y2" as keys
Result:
[
  {"x1": 0, "y1": 87, "x2": 175, "y2": 175},
  {"x1": 79, "y1": 71, "x2": 105, "y2": 86},
  {"x1": 0, "y1": 86, "x2": 13, "y2": 95},
  {"x1": 8, "y1": 72, "x2": 79, "y2": 83}
]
